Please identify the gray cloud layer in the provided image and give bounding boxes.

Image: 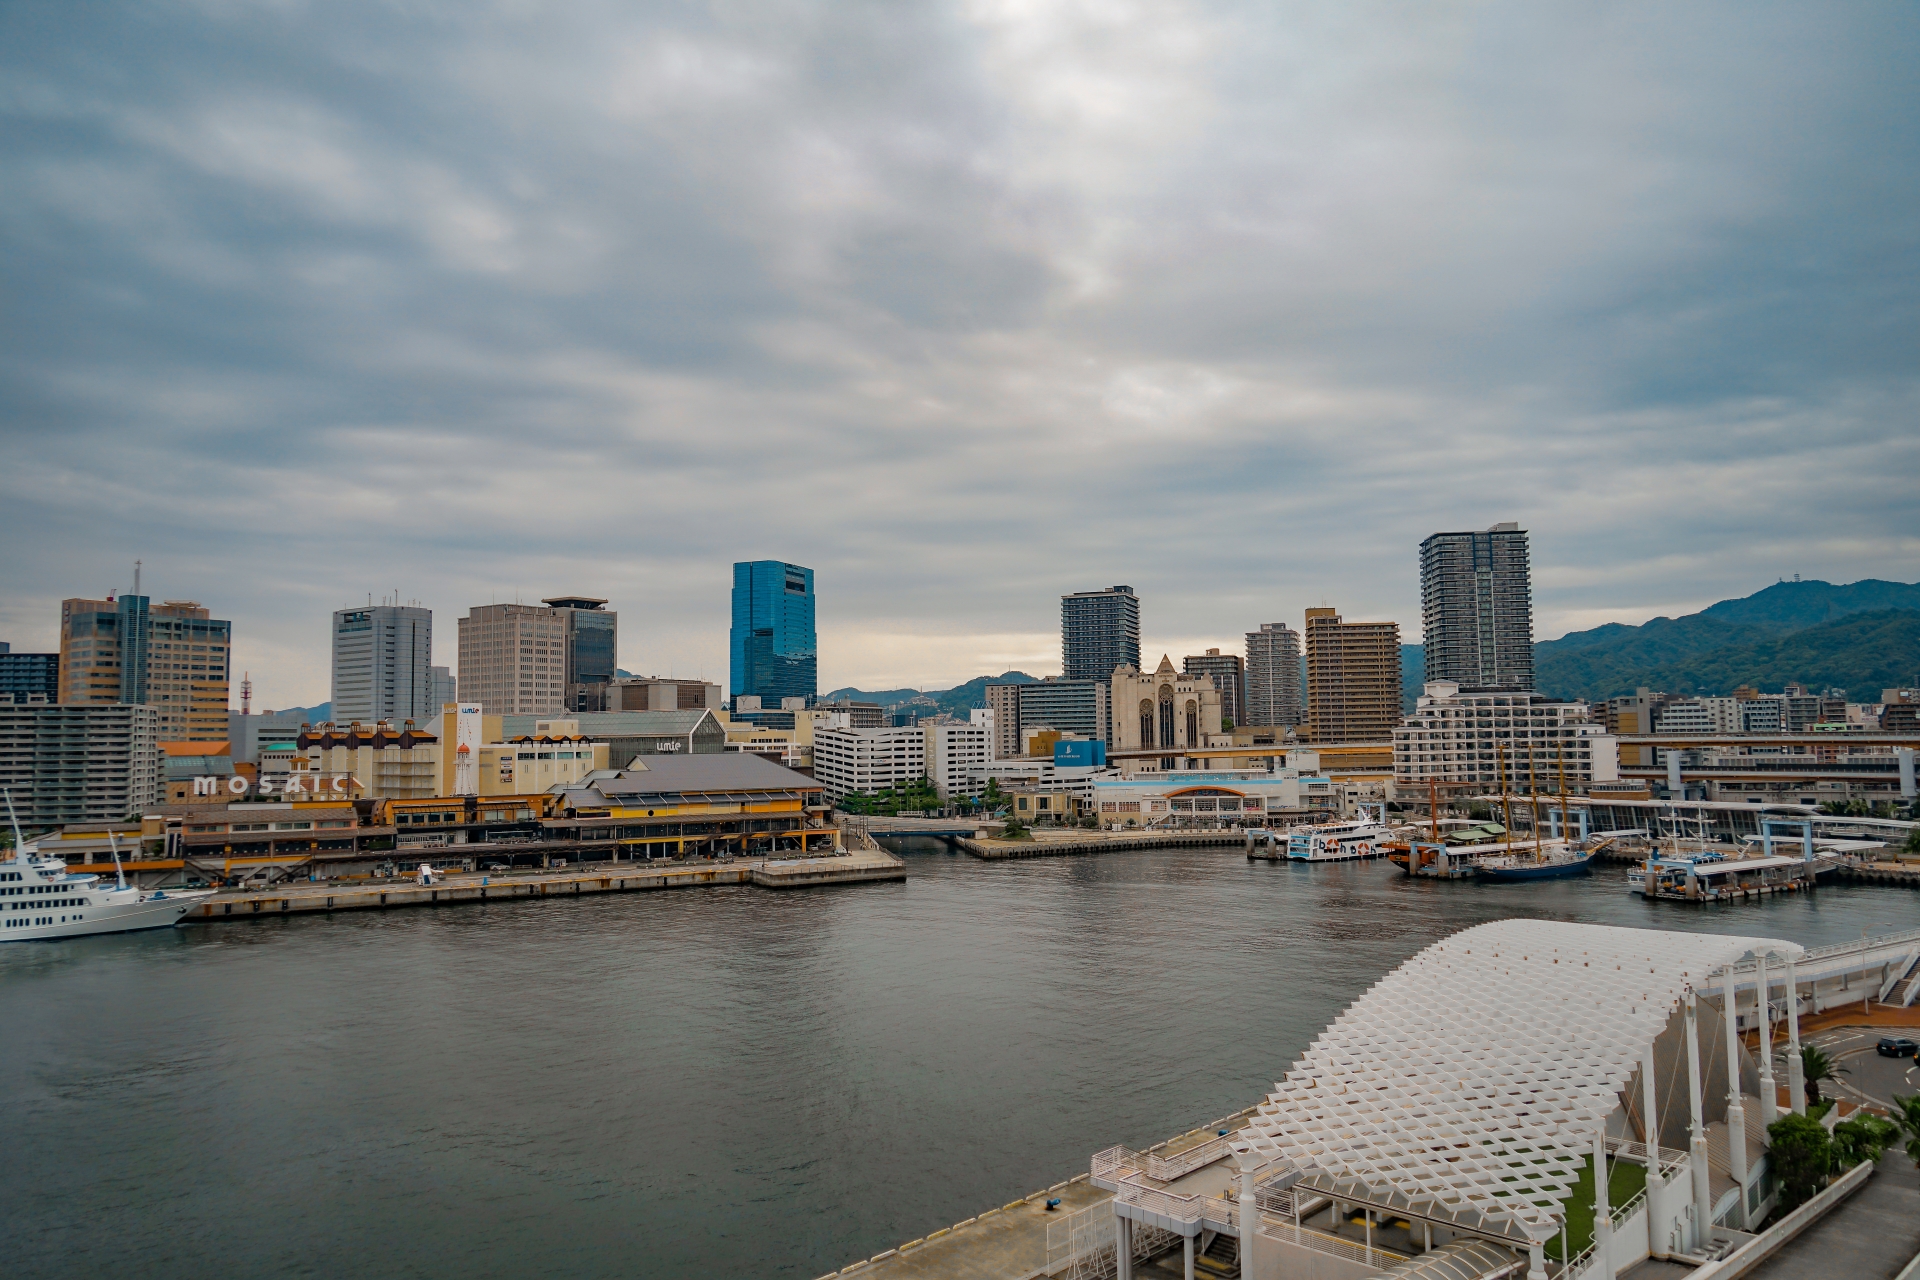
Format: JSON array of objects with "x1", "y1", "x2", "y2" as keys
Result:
[{"x1": 3, "y1": 1, "x2": 1917, "y2": 704}]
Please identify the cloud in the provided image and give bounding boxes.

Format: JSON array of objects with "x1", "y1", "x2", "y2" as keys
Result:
[{"x1": 1, "y1": 0, "x2": 1916, "y2": 704}]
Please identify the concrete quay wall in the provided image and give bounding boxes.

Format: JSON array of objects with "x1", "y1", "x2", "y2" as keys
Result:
[
  {"x1": 186, "y1": 851, "x2": 906, "y2": 923},
  {"x1": 959, "y1": 832, "x2": 1245, "y2": 861}
]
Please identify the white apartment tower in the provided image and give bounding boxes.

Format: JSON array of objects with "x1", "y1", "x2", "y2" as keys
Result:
[{"x1": 331, "y1": 604, "x2": 434, "y2": 726}]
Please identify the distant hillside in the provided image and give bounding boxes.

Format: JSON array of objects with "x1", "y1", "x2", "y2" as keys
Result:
[
  {"x1": 1604, "y1": 610, "x2": 1920, "y2": 702},
  {"x1": 823, "y1": 671, "x2": 1038, "y2": 716},
  {"x1": 1531, "y1": 576, "x2": 1920, "y2": 702}
]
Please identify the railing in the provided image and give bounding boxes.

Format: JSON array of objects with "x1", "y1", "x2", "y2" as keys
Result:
[
  {"x1": 1090, "y1": 1145, "x2": 1143, "y2": 1185},
  {"x1": 1146, "y1": 1133, "x2": 1233, "y2": 1181},
  {"x1": 1607, "y1": 1137, "x2": 1689, "y2": 1178},
  {"x1": 1111, "y1": 1177, "x2": 1239, "y2": 1233},
  {"x1": 1256, "y1": 1214, "x2": 1407, "y2": 1269},
  {"x1": 1556, "y1": 1238, "x2": 1599, "y2": 1278},
  {"x1": 1796, "y1": 925, "x2": 1920, "y2": 964}
]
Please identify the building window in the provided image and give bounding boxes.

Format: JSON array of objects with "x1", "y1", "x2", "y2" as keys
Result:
[{"x1": 1159, "y1": 696, "x2": 1174, "y2": 749}]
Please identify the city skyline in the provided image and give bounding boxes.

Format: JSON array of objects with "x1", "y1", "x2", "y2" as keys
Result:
[{"x1": 3, "y1": 6, "x2": 1916, "y2": 706}]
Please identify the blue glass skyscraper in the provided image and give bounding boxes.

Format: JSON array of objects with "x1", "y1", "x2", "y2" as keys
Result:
[{"x1": 729, "y1": 561, "x2": 817, "y2": 708}]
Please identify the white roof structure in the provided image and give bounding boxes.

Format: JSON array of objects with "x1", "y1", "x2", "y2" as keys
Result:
[{"x1": 1235, "y1": 920, "x2": 1801, "y2": 1244}]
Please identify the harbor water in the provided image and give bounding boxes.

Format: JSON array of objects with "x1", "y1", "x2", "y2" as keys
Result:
[{"x1": 3, "y1": 842, "x2": 1915, "y2": 1279}]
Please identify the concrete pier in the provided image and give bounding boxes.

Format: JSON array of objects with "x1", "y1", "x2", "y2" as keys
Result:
[
  {"x1": 959, "y1": 832, "x2": 1246, "y2": 861},
  {"x1": 185, "y1": 848, "x2": 905, "y2": 923}
]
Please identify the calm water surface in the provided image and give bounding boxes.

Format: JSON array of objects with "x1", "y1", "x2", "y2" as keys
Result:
[{"x1": 4, "y1": 845, "x2": 1916, "y2": 1278}]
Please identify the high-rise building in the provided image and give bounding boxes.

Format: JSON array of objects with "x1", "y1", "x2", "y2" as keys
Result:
[
  {"x1": 730, "y1": 562, "x2": 816, "y2": 709},
  {"x1": 1418, "y1": 522, "x2": 1533, "y2": 691},
  {"x1": 1061, "y1": 585, "x2": 1140, "y2": 682},
  {"x1": 1304, "y1": 608, "x2": 1402, "y2": 744},
  {"x1": 59, "y1": 591, "x2": 231, "y2": 742},
  {"x1": 330, "y1": 604, "x2": 434, "y2": 726},
  {"x1": 983, "y1": 678, "x2": 1111, "y2": 754},
  {"x1": 542, "y1": 597, "x2": 618, "y2": 712},
  {"x1": 428, "y1": 665, "x2": 458, "y2": 710},
  {"x1": 1245, "y1": 622, "x2": 1303, "y2": 729},
  {"x1": 455, "y1": 598, "x2": 616, "y2": 717},
  {"x1": 0, "y1": 644, "x2": 60, "y2": 704},
  {"x1": 0, "y1": 700, "x2": 161, "y2": 827},
  {"x1": 1182, "y1": 648, "x2": 1245, "y2": 727}
]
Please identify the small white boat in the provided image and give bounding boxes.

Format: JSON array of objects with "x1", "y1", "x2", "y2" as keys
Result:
[
  {"x1": 1, "y1": 794, "x2": 213, "y2": 942},
  {"x1": 1286, "y1": 806, "x2": 1391, "y2": 862}
]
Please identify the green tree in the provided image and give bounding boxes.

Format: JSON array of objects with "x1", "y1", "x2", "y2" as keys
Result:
[
  {"x1": 1001, "y1": 815, "x2": 1028, "y2": 839},
  {"x1": 1801, "y1": 1045, "x2": 1849, "y2": 1107},
  {"x1": 1832, "y1": 1114, "x2": 1899, "y2": 1167},
  {"x1": 1767, "y1": 1113, "x2": 1834, "y2": 1211},
  {"x1": 1889, "y1": 1093, "x2": 1920, "y2": 1166},
  {"x1": 983, "y1": 778, "x2": 1004, "y2": 808}
]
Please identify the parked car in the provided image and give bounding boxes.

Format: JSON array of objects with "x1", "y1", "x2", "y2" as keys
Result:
[{"x1": 1875, "y1": 1036, "x2": 1919, "y2": 1057}]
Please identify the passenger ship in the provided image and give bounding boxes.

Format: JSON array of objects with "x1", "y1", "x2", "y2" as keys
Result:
[
  {"x1": 1285, "y1": 807, "x2": 1392, "y2": 862},
  {"x1": 3, "y1": 798, "x2": 212, "y2": 942}
]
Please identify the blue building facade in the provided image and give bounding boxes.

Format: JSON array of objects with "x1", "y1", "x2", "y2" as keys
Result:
[{"x1": 729, "y1": 561, "x2": 817, "y2": 709}]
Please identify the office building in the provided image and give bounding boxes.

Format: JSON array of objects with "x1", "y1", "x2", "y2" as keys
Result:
[
  {"x1": 1061, "y1": 585, "x2": 1140, "y2": 682},
  {"x1": 1393, "y1": 682, "x2": 1619, "y2": 792},
  {"x1": 0, "y1": 700, "x2": 161, "y2": 827},
  {"x1": 59, "y1": 592, "x2": 232, "y2": 742},
  {"x1": 1245, "y1": 622, "x2": 1304, "y2": 729},
  {"x1": 1182, "y1": 648, "x2": 1245, "y2": 727},
  {"x1": 1108, "y1": 656, "x2": 1224, "y2": 767},
  {"x1": 0, "y1": 645, "x2": 59, "y2": 704},
  {"x1": 730, "y1": 561, "x2": 816, "y2": 709},
  {"x1": 1655, "y1": 698, "x2": 1740, "y2": 734},
  {"x1": 1418, "y1": 522, "x2": 1533, "y2": 691},
  {"x1": 228, "y1": 707, "x2": 312, "y2": 766},
  {"x1": 457, "y1": 599, "x2": 616, "y2": 717},
  {"x1": 428, "y1": 666, "x2": 457, "y2": 710},
  {"x1": 544, "y1": 597, "x2": 618, "y2": 712},
  {"x1": 330, "y1": 604, "x2": 434, "y2": 726},
  {"x1": 812, "y1": 725, "x2": 928, "y2": 799},
  {"x1": 1303, "y1": 607, "x2": 1401, "y2": 743},
  {"x1": 983, "y1": 677, "x2": 1111, "y2": 759}
]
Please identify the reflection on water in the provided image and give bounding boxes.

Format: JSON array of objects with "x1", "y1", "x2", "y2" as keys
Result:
[{"x1": 2, "y1": 842, "x2": 1913, "y2": 1279}]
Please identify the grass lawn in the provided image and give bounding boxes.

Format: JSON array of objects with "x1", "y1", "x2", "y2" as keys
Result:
[{"x1": 1548, "y1": 1154, "x2": 1648, "y2": 1261}]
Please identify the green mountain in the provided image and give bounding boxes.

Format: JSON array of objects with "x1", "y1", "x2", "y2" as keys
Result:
[
  {"x1": 1532, "y1": 576, "x2": 1920, "y2": 702},
  {"x1": 823, "y1": 671, "x2": 1038, "y2": 716},
  {"x1": 1607, "y1": 610, "x2": 1920, "y2": 701}
]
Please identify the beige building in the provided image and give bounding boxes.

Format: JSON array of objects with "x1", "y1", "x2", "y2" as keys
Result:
[
  {"x1": 299, "y1": 721, "x2": 441, "y2": 800},
  {"x1": 1394, "y1": 681, "x2": 1619, "y2": 794},
  {"x1": 1304, "y1": 607, "x2": 1401, "y2": 744},
  {"x1": 610, "y1": 677, "x2": 723, "y2": 712},
  {"x1": 455, "y1": 604, "x2": 572, "y2": 716},
  {"x1": 60, "y1": 595, "x2": 231, "y2": 742},
  {"x1": 1107, "y1": 656, "x2": 1224, "y2": 769}
]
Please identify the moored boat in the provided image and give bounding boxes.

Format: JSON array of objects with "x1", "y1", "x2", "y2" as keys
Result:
[{"x1": 2, "y1": 793, "x2": 213, "y2": 942}]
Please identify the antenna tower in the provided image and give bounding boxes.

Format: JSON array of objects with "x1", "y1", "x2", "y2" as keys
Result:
[{"x1": 241, "y1": 672, "x2": 253, "y2": 717}]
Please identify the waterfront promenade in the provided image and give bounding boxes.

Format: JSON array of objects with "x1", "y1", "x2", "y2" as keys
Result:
[{"x1": 185, "y1": 847, "x2": 905, "y2": 922}]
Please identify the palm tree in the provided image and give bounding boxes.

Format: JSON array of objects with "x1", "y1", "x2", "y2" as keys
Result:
[
  {"x1": 1890, "y1": 1094, "x2": 1920, "y2": 1166},
  {"x1": 1802, "y1": 1045, "x2": 1849, "y2": 1107}
]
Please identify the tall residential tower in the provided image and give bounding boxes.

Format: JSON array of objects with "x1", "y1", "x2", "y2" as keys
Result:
[
  {"x1": 730, "y1": 562, "x2": 816, "y2": 709},
  {"x1": 1245, "y1": 622, "x2": 1304, "y2": 729},
  {"x1": 1304, "y1": 608, "x2": 1401, "y2": 744},
  {"x1": 1419, "y1": 522, "x2": 1533, "y2": 691},
  {"x1": 59, "y1": 588, "x2": 231, "y2": 742},
  {"x1": 1061, "y1": 585, "x2": 1140, "y2": 682}
]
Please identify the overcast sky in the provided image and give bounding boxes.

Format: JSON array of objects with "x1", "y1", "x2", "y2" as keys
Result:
[{"x1": 4, "y1": 2, "x2": 1917, "y2": 707}]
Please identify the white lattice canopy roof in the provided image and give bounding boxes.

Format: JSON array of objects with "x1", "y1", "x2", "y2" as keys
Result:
[{"x1": 1235, "y1": 920, "x2": 1801, "y2": 1243}]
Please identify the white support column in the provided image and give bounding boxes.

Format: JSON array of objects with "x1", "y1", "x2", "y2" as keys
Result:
[
  {"x1": 1528, "y1": 1239, "x2": 1548, "y2": 1280},
  {"x1": 1593, "y1": 1125, "x2": 1616, "y2": 1280},
  {"x1": 1237, "y1": 1158, "x2": 1258, "y2": 1277},
  {"x1": 1720, "y1": 967, "x2": 1748, "y2": 1230},
  {"x1": 1116, "y1": 1215, "x2": 1132, "y2": 1280},
  {"x1": 1786, "y1": 955, "x2": 1806, "y2": 1116},
  {"x1": 1685, "y1": 989, "x2": 1713, "y2": 1243},
  {"x1": 1641, "y1": 1043, "x2": 1667, "y2": 1258},
  {"x1": 1757, "y1": 952, "x2": 1778, "y2": 1124},
  {"x1": 1183, "y1": 1233, "x2": 1195, "y2": 1280}
]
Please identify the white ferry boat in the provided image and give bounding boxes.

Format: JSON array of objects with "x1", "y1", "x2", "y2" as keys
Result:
[
  {"x1": 1285, "y1": 807, "x2": 1391, "y2": 862},
  {"x1": 3, "y1": 799, "x2": 213, "y2": 942}
]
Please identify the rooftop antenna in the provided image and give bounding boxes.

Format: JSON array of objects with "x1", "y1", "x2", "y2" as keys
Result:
[
  {"x1": 4, "y1": 788, "x2": 26, "y2": 865},
  {"x1": 133, "y1": 559, "x2": 142, "y2": 596},
  {"x1": 106, "y1": 828, "x2": 128, "y2": 890},
  {"x1": 241, "y1": 672, "x2": 252, "y2": 717}
]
